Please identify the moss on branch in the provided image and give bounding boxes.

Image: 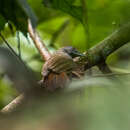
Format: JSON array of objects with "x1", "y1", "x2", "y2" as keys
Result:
[{"x1": 78, "y1": 22, "x2": 130, "y2": 70}]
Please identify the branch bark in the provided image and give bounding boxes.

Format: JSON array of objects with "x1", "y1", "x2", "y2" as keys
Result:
[
  {"x1": 77, "y1": 22, "x2": 130, "y2": 70},
  {"x1": 1, "y1": 94, "x2": 25, "y2": 114},
  {"x1": 1, "y1": 20, "x2": 52, "y2": 114},
  {"x1": 28, "y1": 19, "x2": 51, "y2": 61}
]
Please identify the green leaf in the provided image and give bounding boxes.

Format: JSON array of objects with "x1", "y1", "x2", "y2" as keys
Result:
[
  {"x1": 18, "y1": 0, "x2": 37, "y2": 28},
  {"x1": 0, "y1": 14, "x2": 6, "y2": 31},
  {"x1": 0, "y1": 0, "x2": 37, "y2": 35},
  {"x1": 43, "y1": 0, "x2": 83, "y2": 22}
]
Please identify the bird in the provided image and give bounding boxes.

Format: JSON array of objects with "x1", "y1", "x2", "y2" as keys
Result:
[{"x1": 41, "y1": 46, "x2": 84, "y2": 91}]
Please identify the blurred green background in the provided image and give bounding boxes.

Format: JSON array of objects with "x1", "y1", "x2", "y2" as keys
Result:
[{"x1": 0, "y1": 0, "x2": 130, "y2": 129}]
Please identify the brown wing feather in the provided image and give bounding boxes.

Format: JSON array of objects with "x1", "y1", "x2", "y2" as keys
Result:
[
  {"x1": 42, "y1": 51, "x2": 77, "y2": 91},
  {"x1": 42, "y1": 51, "x2": 77, "y2": 77},
  {"x1": 43, "y1": 72, "x2": 69, "y2": 91}
]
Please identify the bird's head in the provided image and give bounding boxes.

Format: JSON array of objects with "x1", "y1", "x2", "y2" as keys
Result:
[{"x1": 61, "y1": 46, "x2": 85, "y2": 58}]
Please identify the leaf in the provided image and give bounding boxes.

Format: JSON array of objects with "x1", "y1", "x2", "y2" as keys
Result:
[
  {"x1": 43, "y1": 0, "x2": 83, "y2": 22},
  {"x1": 0, "y1": 14, "x2": 6, "y2": 30},
  {"x1": 0, "y1": 0, "x2": 37, "y2": 35},
  {"x1": 18, "y1": 0, "x2": 37, "y2": 28}
]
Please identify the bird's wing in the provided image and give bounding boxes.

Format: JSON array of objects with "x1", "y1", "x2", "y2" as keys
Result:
[{"x1": 42, "y1": 52, "x2": 77, "y2": 77}]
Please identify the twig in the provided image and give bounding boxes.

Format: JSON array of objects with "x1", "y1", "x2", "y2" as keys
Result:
[
  {"x1": 1, "y1": 94, "x2": 25, "y2": 114},
  {"x1": 1, "y1": 19, "x2": 50, "y2": 114},
  {"x1": 92, "y1": 72, "x2": 130, "y2": 77},
  {"x1": 0, "y1": 32, "x2": 19, "y2": 58},
  {"x1": 16, "y1": 31, "x2": 21, "y2": 58},
  {"x1": 28, "y1": 19, "x2": 51, "y2": 61},
  {"x1": 0, "y1": 32, "x2": 31, "y2": 71}
]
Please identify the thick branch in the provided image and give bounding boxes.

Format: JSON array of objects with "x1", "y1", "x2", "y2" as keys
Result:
[
  {"x1": 28, "y1": 20, "x2": 51, "y2": 61},
  {"x1": 78, "y1": 22, "x2": 130, "y2": 70}
]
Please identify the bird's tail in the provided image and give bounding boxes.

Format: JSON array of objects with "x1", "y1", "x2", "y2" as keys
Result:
[{"x1": 43, "y1": 72, "x2": 69, "y2": 91}]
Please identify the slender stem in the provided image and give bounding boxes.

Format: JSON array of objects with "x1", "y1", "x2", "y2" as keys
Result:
[
  {"x1": 0, "y1": 32, "x2": 18, "y2": 58},
  {"x1": 16, "y1": 31, "x2": 21, "y2": 58},
  {"x1": 1, "y1": 94, "x2": 25, "y2": 114},
  {"x1": 92, "y1": 72, "x2": 130, "y2": 77},
  {"x1": 28, "y1": 19, "x2": 51, "y2": 61}
]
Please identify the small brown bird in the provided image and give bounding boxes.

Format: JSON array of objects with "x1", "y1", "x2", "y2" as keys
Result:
[{"x1": 41, "y1": 46, "x2": 84, "y2": 91}]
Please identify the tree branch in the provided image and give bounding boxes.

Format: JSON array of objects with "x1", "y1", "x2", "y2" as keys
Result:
[
  {"x1": 0, "y1": 47, "x2": 38, "y2": 114},
  {"x1": 28, "y1": 19, "x2": 51, "y2": 61},
  {"x1": 77, "y1": 22, "x2": 130, "y2": 70},
  {"x1": 1, "y1": 94, "x2": 25, "y2": 114},
  {"x1": 1, "y1": 19, "x2": 52, "y2": 114}
]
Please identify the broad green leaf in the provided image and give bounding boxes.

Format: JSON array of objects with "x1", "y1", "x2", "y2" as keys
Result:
[
  {"x1": 0, "y1": 0, "x2": 37, "y2": 35},
  {"x1": 18, "y1": 0, "x2": 37, "y2": 28},
  {"x1": 43, "y1": 0, "x2": 83, "y2": 22}
]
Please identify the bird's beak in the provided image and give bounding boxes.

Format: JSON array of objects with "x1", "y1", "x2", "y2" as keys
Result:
[{"x1": 72, "y1": 50, "x2": 85, "y2": 57}]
